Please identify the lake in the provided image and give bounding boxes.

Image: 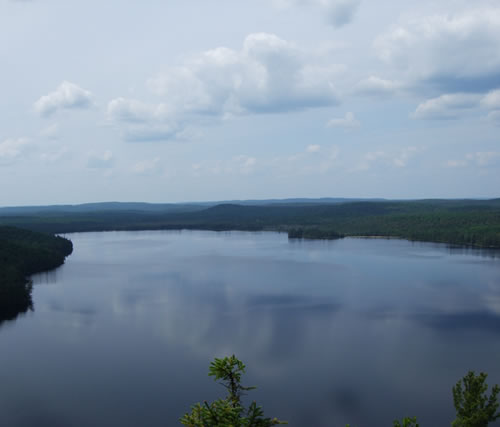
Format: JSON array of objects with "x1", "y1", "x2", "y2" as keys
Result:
[{"x1": 1, "y1": 230, "x2": 500, "y2": 426}]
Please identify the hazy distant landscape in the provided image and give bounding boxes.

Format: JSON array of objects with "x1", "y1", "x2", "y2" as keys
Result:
[{"x1": 1, "y1": 198, "x2": 499, "y2": 247}]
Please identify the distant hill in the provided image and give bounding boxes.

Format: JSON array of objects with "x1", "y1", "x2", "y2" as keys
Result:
[
  {"x1": 0, "y1": 198, "x2": 499, "y2": 248},
  {"x1": 0, "y1": 202, "x2": 205, "y2": 216},
  {"x1": 0, "y1": 198, "x2": 387, "y2": 216},
  {"x1": 196, "y1": 197, "x2": 386, "y2": 206},
  {"x1": 3, "y1": 197, "x2": 498, "y2": 217}
]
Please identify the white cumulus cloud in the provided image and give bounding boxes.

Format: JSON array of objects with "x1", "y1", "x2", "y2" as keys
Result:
[
  {"x1": 327, "y1": 111, "x2": 360, "y2": 128},
  {"x1": 374, "y1": 7, "x2": 500, "y2": 92},
  {"x1": 147, "y1": 33, "x2": 341, "y2": 116},
  {"x1": 109, "y1": 33, "x2": 342, "y2": 142},
  {"x1": 412, "y1": 93, "x2": 481, "y2": 120},
  {"x1": 34, "y1": 81, "x2": 93, "y2": 117}
]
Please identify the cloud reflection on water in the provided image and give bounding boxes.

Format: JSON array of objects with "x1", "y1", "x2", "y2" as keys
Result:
[{"x1": 2, "y1": 231, "x2": 500, "y2": 427}]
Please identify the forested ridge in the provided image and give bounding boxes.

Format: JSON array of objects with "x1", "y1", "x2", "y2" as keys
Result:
[
  {"x1": 0, "y1": 226, "x2": 73, "y2": 323},
  {"x1": 0, "y1": 199, "x2": 499, "y2": 247}
]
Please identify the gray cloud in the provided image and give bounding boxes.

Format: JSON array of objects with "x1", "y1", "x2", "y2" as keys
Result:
[
  {"x1": 323, "y1": 0, "x2": 361, "y2": 28},
  {"x1": 375, "y1": 8, "x2": 500, "y2": 93},
  {"x1": 34, "y1": 81, "x2": 93, "y2": 117},
  {"x1": 274, "y1": 0, "x2": 360, "y2": 28},
  {"x1": 424, "y1": 73, "x2": 500, "y2": 94}
]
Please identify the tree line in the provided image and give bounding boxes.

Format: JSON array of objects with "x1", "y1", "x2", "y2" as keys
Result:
[
  {"x1": 1, "y1": 199, "x2": 499, "y2": 248},
  {"x1": 0, "y1": 226, "x2": 73, "y2": 324}
]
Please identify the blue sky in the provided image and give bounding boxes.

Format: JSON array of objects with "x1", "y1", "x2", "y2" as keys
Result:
[{"x1": 1, "y1": 0, "x2": 499, "y2": 205}]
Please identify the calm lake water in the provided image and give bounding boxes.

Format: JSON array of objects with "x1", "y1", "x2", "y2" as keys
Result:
[{"x1": 1, "y1": 230, "x2": 500, "y2": 427}]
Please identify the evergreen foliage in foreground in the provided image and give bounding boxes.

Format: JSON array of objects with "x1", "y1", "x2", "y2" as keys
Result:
[
  {"x1": 452, "y1": 371, "x2": 500, "y2": 427},
  {"x1": 393, "y1": 417, "x2": 419, "y2": 427},
  {"x1": 181, "y1": 358, "x2": 500, "y2": 427},
  {"x1": 180, "y1": 355, "x2": 286, "y2": 426}
]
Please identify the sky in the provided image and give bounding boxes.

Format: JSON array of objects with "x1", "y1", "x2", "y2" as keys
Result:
[{"x1": 1, "y1": 0, "x2": 500, "y2": 205}]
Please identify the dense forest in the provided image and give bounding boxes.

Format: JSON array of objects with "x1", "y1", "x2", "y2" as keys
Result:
[
  {"x1": 0, "y1": 199, "x2": 499, "y2": 248},
  {"x1": 0, "y1": 226, "x2": 73, "y2": 324}
]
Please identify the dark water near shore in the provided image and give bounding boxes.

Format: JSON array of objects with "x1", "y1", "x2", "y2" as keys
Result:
[{"x1": 1, "y1": 230, "x2": 500, "y2": 427}]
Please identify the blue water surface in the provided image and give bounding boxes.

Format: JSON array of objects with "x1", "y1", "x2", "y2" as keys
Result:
[{"x1": 1, "y1": 230, "x2": 499, "y2": 427}]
